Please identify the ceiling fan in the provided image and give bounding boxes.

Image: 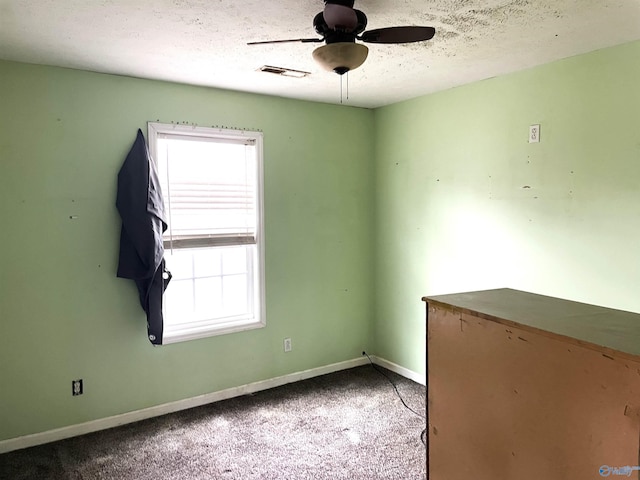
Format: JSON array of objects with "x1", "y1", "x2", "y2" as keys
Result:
[{"x1": 248, "y1": 0, "x2": 436, "y2": 75}]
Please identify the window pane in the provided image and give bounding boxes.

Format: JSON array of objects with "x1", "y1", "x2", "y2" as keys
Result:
[
  {"x1": 164, "y1": 249, "x2": 194, "y2": 280},
  {"x1": 223, "y1": 274, "x2": 249, "y2": 317},
  {"x1": 158, "y1": 138, "x2": 257, "y2": 239},
  {"x1": 222, "y1": 246, "x2": 248, "y2": 275},
  {"x1": 163, "y1": 246, "x2": 253, "y2": 324},
  {"x1": 194, "y1": 277, "x2": 223, "y2": 319},
  {"x1": 164, "y1": 279, "x2": 194, "y2": 325},
  {"x1": 193, "y1": 248, "x2": 222, "y2": 278}
]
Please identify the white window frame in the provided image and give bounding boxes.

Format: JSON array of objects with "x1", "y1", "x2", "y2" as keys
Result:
[{"x1": 148, "y1": 122, "x2": 266, "y2": 344}]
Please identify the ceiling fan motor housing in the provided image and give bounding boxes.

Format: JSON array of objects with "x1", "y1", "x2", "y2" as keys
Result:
[
  {"x1": 324, "y1": 0, "x2": 355, "y2": 7},
  {"x1": 314, "y1": 10, "x2": 367, "y2": 43}
]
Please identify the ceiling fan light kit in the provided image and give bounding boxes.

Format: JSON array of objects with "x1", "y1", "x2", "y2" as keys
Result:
[
  {"x1": 248, "y1": 0, "x2": 435, "y2": 77},
  {"x1": 312, "y1": 42, "x2": 369, "y2": 75}
]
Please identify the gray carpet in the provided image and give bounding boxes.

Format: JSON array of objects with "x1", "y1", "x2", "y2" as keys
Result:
[{"x1": 0, "y1": 365, "x2": 427, "y2": 479}]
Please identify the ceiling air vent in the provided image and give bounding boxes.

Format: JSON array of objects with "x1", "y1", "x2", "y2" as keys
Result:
[{"x1": 259, "y1": 65, "x2": 310, "y2": 78}]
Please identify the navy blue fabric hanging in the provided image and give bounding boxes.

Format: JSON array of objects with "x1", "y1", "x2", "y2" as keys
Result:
[{"x1": 116, "y1": 129, "x2": 171, "y2": 345}]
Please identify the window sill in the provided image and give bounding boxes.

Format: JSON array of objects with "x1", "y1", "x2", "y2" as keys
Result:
[{"x1": 162, "y1": 318, "x2": 265, "y2": 345}]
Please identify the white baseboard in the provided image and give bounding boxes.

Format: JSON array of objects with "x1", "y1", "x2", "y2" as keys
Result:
[
  {"x1": 370, "y1": 355, "x2": 426, "y2": 386},
  {"x1": 0, "y1": 355, "x2": 423, "y2": 454}
]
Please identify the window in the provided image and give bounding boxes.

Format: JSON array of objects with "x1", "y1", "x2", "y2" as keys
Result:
[{"x1": 148, "y1": 122, "x2": 265, "y2": 343}]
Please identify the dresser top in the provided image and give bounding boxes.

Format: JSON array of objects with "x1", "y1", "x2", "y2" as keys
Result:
[{"x1": 423, "y1": 288, "x2": 640, "y2": 359}]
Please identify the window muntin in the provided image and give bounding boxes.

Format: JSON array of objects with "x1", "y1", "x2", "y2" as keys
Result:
[{"x1": 148, "y1": 123, "x2": 265, "y2": 343}]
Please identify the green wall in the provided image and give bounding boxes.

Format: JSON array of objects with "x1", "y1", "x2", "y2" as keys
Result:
[
  {"x1": 0, "y1": 61, "x2": 375, "y2": 441},
  {"x1": 4, "y1": 38, "x2": 640, "y2": 444},
  {"x1": 373, "y1": 40, "x2": 640, "y2": 375}
]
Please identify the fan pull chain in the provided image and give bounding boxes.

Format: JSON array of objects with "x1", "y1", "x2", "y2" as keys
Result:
[
  {"x1": 338, "y1": 73, "x2": 350, "y2": 104},
  {"x1": 346, "y1": 72, "x2": 349, "y2": 101}
]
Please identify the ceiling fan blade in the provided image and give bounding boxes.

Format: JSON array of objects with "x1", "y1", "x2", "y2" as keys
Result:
[
  {"x1": 360, "y1": 26, "x2": 435, "y2": 44},
  {"x1": 247, "y1": 38, "x2": 323, "y2": 45}
]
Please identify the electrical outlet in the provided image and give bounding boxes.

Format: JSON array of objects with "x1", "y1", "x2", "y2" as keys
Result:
[
  {"x1": 72, "y1": 379, "x2": 83, "y2": 396},
  {"x1": 529, "y1": 124, "x2": 541, "y2": 143},
  {"x1": 283, "y1": 337, "x2": 292, "y2": 353}
]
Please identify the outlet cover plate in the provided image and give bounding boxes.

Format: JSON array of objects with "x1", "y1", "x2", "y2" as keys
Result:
[
  {"x1": 529, "y1": 124, "x2": 541, "y2": 143},
  {"x1": 72, "y1": 379, "x2": 83, "y2": 396}
]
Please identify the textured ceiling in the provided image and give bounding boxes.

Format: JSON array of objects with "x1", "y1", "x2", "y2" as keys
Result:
[{"x1": 1, "y1": 0, "x2": 639, "y2": 108}]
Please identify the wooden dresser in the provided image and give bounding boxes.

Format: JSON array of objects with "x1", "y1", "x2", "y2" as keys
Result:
[{"x1": 423, "y1": 288, "x2": 640, "y2": 480}]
